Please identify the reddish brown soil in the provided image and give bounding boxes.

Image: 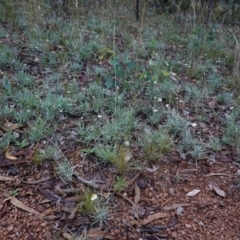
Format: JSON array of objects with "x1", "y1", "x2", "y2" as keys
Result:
[{"x1": 1, "y1": 149, "x2": 240, "y2": 240}]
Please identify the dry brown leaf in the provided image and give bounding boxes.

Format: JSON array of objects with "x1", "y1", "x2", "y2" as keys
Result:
[
  {"x1": 143, "y1": 212, "x2": 169, "y2": 225},
  {"x1": 22, "y1": 176, "x2": 52, "y2": 184},
  {"x1": 213, "y1": 185, "x2": 226, "y2": 197},
  {"x1": 125, "y1": 171, "x2": 141, "y2": 187},
  {"x1": 64, "y1": 195, "x2": 82, "y2": 202},
  {"x1": 186, "y1": 189, "x2": 200, "y2": 197},
  {"x1": 45, "y1": 230, "x2": 52, "y2": 240},
  {"x1": 115, "y1": 192, "x2": 139, "y2": 219},
  {"x1": 5, "y1": 148, "x2": 17, "y2": 160},
  {"x1": 68, "y1": 202, "x2": 81, "y2": 220},
  {"x1": 5, "y1": 196, "x2": 44, "y2": 219},
  {"x1": 41, "y1": 207, "x2": 55, "y2": 217},
  {"x1": 74, "y1": 172, "x2": 99, "y2": 188},
  {"x1": 134, "y1": 182, "x2": 140, "y2": 204},
  {"x1": 1, "y1": 121, "x2": 24, "y2": 132},
  {"x1": 87, "y1": 228, "x2": 116, "y2": 239},
  {"x1": 0, "y1": 159, "x2": 31, "y2": 167},
  {"x1": 0, "y1": 175, "x2": 15, "y2": 181},
  {"x1": 62, "y1": 232, "x2": 74, "y2": 240},
  {"x1": 204, "y1": 173, "x2": 231, "y2": 177}
]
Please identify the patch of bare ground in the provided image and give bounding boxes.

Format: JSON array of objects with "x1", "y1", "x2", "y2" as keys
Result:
[{"x1": 0, "y1": 149, "x2": 240, "y2": 240}]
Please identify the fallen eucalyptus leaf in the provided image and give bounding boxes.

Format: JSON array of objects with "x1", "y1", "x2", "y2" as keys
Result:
[
  {"x1": 134, "y1": 182, "x2": 140, "y2": 204},
  {"x1": 213, "y1": 185, "x2": 226, "y2": 197},
  {"x1": 186, "y1": 189, "x2": 200, "y2": 197},
  {"x1": 0, "y1": 175, "x2": 15, "y2": 181},
  {"x1": 62, "y1": 232, "x2": 74, "y2": 240},
  {"x1": 5, "y1": 196, "x2": 44, "y2": 219},
  {"x1": 5, "y1": 148, "x2": 17, "y2": 160},
  {"x1": 87, "y1": 228, "x2": 116, "y2": 239},
  {"x1": 143, "y1": 212, "x2": 169, "y2": 225}
]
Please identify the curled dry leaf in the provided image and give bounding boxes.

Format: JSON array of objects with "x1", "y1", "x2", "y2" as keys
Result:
[
  {"x1": 186, "y1": 189, "x2": 200, "y2": 197},
  {"x1": 5, "y1": 148, "x2": 17, "y2": 160}
]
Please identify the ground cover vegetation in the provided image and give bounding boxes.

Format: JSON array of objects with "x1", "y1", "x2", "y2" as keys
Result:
[{"x1": 0, "y1": 0, "x2": 240, "y2": 239}]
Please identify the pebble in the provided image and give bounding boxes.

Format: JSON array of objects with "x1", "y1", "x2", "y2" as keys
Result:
[
  {"x1": 185, "y1": 224, "x2": 192, "y2": 229},
  {"x1": 170, "y1": 232, "x2": 178, "y2": 239},
  {"x1": 7, "y1": 225, "x2": 14, "y2": 232}
]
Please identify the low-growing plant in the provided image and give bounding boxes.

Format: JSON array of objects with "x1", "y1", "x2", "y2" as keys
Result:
[
  {"x1": 113, "y1": 176, "x2": 126, "y2": 193},
  {"x1": 9, "y1": 189, "x2": 18, "y2": 197},
  {"x1": 56, "y1": 160, "x2": 74, "y2": 183},
  {"x1": 139, "y1": 129, "x2": 172, "y2": 162},
  {"x1": 91, "y1": 201, "x2": 109, "y2": 226},
  {"x1": 28, "y1": 119, "x2": 54, "y2": 142},
  {"x1": 33, "y1": 151, "x2": 43, "y2": 166},
  {"x1": 209, "y1": 137, "x2": 222, "y2": 151},
  {"x1": 189, "y1": 143, "x2": 205, "y2": 160},
  {"x1": 217, "y1": 92, "x2": 234, "y2": 105},
  {"x1": 95, "y1": 146, "x2": 116, "y2": 163},
  {"x1": 222, "y1": 113, "x2": 240, "y2": 147},
  {"x1": 79, "y1": 190, "x2": 97, "y2": 215},
  {"x1": 167, "y1": 110, "x2": 189, "y2": 136},
  {"x1": 15, "y1": 139, "x2": 29, "y2": 148},
  {"x1": 111, "y1": 146, "x2": 132, "y2": 173}
]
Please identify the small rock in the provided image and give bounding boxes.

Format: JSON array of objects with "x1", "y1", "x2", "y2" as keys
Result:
[
  {"x1": 185, "y1": 224, "x2": 192, "y2": 229},
  {"x1": 137, "y1": 180, "x2": 146, "y2": 189},
  {"x1": 170, "y1": 232, "x2": 178, "y2": 239},
  {"x1": 218, "y1": 202, "x2": 226, "y2": 207},
  {"x1": 7, "y1": 225, "x2": 14, "y2": 232},
  {"x1": 169, "y1": 187, "x2": 175, "y2": 196}
]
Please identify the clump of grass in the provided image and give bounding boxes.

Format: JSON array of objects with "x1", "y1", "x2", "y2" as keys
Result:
[
  {"x1": 139, "y1": 129, "x2": 172, "y2": 162},
  {"x1": 96, "y1": 146, "x2": 131, "y2": 173},
  {"x1": 91, "y1": 201, "x2": 109, "y2": 226},
  {"x1": 56, "y1": 160, "x2": 74, "y2": 183},
  {"x1": 217, "y1": 92, "x2": 234, "y2": 105},
  {"x1": 33, "y1": 151, "x2": 43, "y2": 166},
  {"x1": 166, "y1": 110, "x2": 189, "y2": 136},
  {"x1": 79, "y1": 190, "x2": 97, "y2": 215},
  {"x1": 113, "y1": 176, "x2": 126, "y2": 193},
  {"x1": 209, "y1": 137, "x2": 222, "y2": 151},
  {"x1": 96, "y1": 146, "x2": 116, "y2": 163},
  {"x1": 222, "y1": 112, "x2": 240, "y2": 147}
]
